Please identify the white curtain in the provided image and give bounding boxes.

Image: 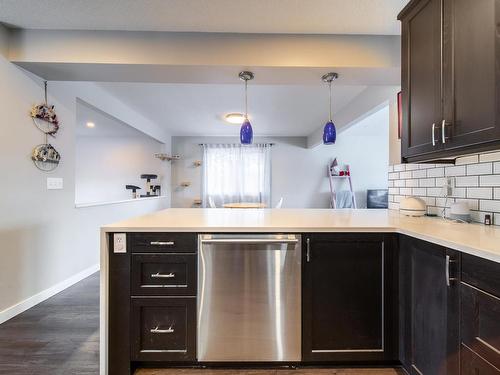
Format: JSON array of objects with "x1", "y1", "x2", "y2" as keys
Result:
[{"x1": 202, "y1": 144, "x2": 272, "y2": 207}]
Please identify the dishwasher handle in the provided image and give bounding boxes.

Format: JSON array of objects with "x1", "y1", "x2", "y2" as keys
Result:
[{"x1": 200, "y1": 238, "x2": 299, "y2": 245}]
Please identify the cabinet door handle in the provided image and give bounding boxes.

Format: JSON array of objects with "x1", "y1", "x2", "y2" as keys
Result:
[
  {"x1": 441, "y1": 120, "x2": 447, "y2": 144},
  {"x1": 432, "y1": 123, "x2": 436, "y2": 146},
  {"x1": 151, "y1": 272, "x2": 175, "y2": 279},
  {"x1": 445, "y1": 255, "x2": 457, "y2": 287},
  {"x1": 150, "y1": 326, "x2": 174, "y2": 334},
  {"x1": 150, "y1": 241, "x2": 175, "y2": 246},
  {"x1": 306, "y1": 238, "x2": 311, "y2": 263}
]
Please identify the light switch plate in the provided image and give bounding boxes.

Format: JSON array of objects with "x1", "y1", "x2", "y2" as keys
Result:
[
  {"x1": 113, "y1": 233, "x2": 127, "y2": 253},
  {"x1": 47, "y1": 177, "x2": 63, "y2": 190}
]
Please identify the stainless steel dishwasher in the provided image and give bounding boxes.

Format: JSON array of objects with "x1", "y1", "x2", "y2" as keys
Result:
[{"x1": 198, "y1": 234, "x2": 301, "y2": 362}]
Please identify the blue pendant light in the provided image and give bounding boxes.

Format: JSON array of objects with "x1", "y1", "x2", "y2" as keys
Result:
[
  {"x1": 322, "y1": 72, "x2": 339, "y2": 145},
  {"x1": 239, "y1": 71, "x2": 254, "y2": 144}
]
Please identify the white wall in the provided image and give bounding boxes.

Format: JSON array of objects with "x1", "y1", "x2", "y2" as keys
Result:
[
  {"x1": 75, "y1": 102, "x2": 168, "y2": 204},
  {"x1": 0, "y1": 40, "x2": 170, "y2": 321},
  {"x1": 76, "y1": 136, "x2": 166, "y2": 203},
  {"x1": 171, "y1": 105, "x2": 389, "y2": 208}
]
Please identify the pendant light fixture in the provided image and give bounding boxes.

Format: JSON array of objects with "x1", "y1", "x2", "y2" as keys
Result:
[
  {"x1": 239, "y1": 71, "x2": 254, "y2": 144},
  {"x1": 322, "y1": 72, "x2": 339, "y2": 145}
]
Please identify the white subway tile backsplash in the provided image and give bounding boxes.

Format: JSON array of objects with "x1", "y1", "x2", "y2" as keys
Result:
[
  {"x1": 388, "y1": 187, "x2": 399, "y2": 195},
  {"x1": 456, "y1": 155, "x2": 479, "y2": 165},
  {"x1": 394, "y1": 164, "x2": 406, "y2": 172},
  {"x1": 435, "y1": 177, "x2": 446, "y2": 187},
  {"x1": 412, "y1": 169, "x2": 427, "y2": 178},
  {"x1": 419, "y1": 163, "x2": 436, "y2": 169},
  {"x1": 389, "y1": 151, "x2": 500, "y2": 226},
  {"x1": 467, "y1": 188, "x2": 493, "y2": 199},
  {"x1": 405, "y1": 164, "x2": 420, "y2": 170},
  {"x1": 445, "y1": 165, "x2": 466, "y2": 177},
  {"x1": 479, "y1": 151, "x2": 500, "y2": 162},
  {"x1": 480, "y1": 175, "x2": 500, "y2": 187},
  {"x1": 388, "y1": 165, "x2": 394, "y2": 173},
  {"x1": 400, "y1": 188, "x2": 413, "y2": 196},
  {"x1": 427, "y1": 168, "x2": 444, "y2": 177},
  {"x1": 436, "y1": 197, "x2": 454, "y2": 207},
  {"x1": 480, "y1": 200, "x2": 500, "y2": 213},
  {"x1": 427, "y1": 187, "x2": 443, "y2": 197},
  {"x1": 393, "y1": 195, "x2": 404, "y2": 203},
  {"x1": 452, "y1": 187, "x2": 466, "y2": 198},
  {"x1": 456, "y1": 176, "x2": 479, "y2": 187},
  {"x1": 388, "y1": 172, "x2": 399, "y2": 180},
  {"x1": 406, "y1": 179, "x2": 419, "y2": 187},
  {"x1": 422, "y1": 197, "x2": 436, "y2": 206},
  {"x1": 412, "y1": 188, "x2": 426, "y2": 196},
  {"x1": 419, "y1": 178, "x2": 436, "y2": 187},
  {"x1": 467, "y1": 163, "x2": 493, "y2": 175},
  {"x1": 495, "y1": 162, "x2": 500, "y2": 174},
  {"x1": 455, "y1": 198, "x2": 479, "y2": 211}
]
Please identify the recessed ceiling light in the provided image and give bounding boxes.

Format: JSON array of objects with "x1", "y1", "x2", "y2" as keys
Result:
[
  {"x1": 224, "y1": 113, "x2": 246, "y2": 124},
  {"x1": 86, "y1": 122, "x2": 95, "y2": 128}
]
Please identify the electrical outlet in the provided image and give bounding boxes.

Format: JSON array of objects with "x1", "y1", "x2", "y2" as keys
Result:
[
  {"x1": 443, "y1": 177, "x2": 454, "y2": 197},
  {"x1": 113, "y1": 233, "x2": 127, "y2": 253},
  {"x1": 47, "y1": 177, "x2": 63, "y2": 190}
]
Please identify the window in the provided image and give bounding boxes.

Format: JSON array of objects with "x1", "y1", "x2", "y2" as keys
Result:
[{"x1": 202, "y1": 144, "x2": 271, "y2": 207}]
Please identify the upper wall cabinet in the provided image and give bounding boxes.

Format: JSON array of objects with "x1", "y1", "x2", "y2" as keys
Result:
[{"x1": 399, "y1": 0, "x2": 500, "y2": 162}]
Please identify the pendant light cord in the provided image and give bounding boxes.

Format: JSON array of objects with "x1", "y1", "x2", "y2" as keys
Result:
[
  {"x1": 245, "y1": 79, "x2": 248, "y2": 119},
  {"x1": 329, "y1": 80, "x2": 332, "y2": 122}
]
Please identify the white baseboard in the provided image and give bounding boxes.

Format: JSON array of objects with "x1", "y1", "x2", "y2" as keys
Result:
[{"x1": 0, "y1": 263, "x2": 100, "y2": 324}]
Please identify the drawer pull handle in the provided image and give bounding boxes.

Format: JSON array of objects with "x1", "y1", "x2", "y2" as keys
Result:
[
  {"x1": 150, "y1": 241, "x2": 175, "y2": 246},
  {"x1": 151, "y1": 272, "x2": 175, "y2": 279},
  {"x1": 150, "y1": 326, "x2": 174, "y2": 334}
]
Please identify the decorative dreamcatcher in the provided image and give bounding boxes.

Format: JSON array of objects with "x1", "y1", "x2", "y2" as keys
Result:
[{"x1": 30, "y1": 81, "x2": 61, "y2": 172}]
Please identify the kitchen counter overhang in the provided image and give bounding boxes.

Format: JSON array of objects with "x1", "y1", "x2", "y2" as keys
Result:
[{"x1": 101, "y1": 208, "x2": 500, "y2": 263}]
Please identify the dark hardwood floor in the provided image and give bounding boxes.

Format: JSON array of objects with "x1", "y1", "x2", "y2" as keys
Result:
[
  {"x1": 0, "y1": 273, "x2": 403, "y2": 375},
  {"x1": 0, "y1": 272, "x2": 99, "y2": 375}
]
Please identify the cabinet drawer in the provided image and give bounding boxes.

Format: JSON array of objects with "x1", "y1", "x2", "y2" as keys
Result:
[
  {"x1": 461, "y1": 282, "x2": 500, "y2": 369},
  {"x1": 131, "y1": 298, "x2": 196, "y2": 361},
  {"x1": 461, "y1": 344, "x2": 500, "y2": 375},
  {"x1": 130, "y1": 233, "x2": 197, "y2": 253},
  {"x1": 462, "y1": 253, "x2": 500, "y2": 298},
  {"x1": 131, "y1": 254, "x2": 196, "y2": 296}
]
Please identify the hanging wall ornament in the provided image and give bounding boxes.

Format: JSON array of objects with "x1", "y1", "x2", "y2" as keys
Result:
[
  {"x1": 30, "y1": 81, "x2": 60, "y2": 136},
  {"x1": 30, "y1": 81, "x2": 61, "y2": 172},
  {"x1": 31, "y1": 143, "x2": 61, "y2": 172}
]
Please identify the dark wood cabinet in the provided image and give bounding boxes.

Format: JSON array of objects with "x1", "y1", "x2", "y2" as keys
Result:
[
  {"x1": 131, "y1": 297, "x2": 196, "y2": 362},
  {"x1": 302, "y1": 233, "x2": 397, "y2": 363},
  {"x1": 443, "y1": 0, "x2": 500, "y2": 151},
  {"x1": 400, "y1": 0, "x2": 444, "y2": 159},
  {"x1": 461, "y1": 254, "x2": 500, "y2": 373},
  {"x1": 399, "y1": 0, "x2": 500, "y2": 162},
  {"x1": 131, "y1": 253, "x2": 197, "y2": 296},
  {"x1": 108, "y1": 232, "x2": 198, "y2": 375},
  {"x1": 399, "y1": 236, "x2": 460, "y2": 375}
]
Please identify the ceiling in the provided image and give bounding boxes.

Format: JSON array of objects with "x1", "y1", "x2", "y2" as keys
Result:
[
  {"x1": 97, "y1": 82, "x2": 367, "y2": 137},
  {"x1": 76, "y1": 100, "x2": 156, "y2": 139},
  {"x1": 0, "y1": 0, "x2": 408, "y2": 35}
]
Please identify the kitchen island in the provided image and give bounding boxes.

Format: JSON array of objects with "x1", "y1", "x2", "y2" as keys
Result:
[{"x1": 100, "y1": 209, "x2": 500, "y2": 375}]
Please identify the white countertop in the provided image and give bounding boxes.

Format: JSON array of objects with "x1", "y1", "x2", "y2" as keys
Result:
[{"x1": 101, "y1": 208, "x2": 500, "y2": 263}]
